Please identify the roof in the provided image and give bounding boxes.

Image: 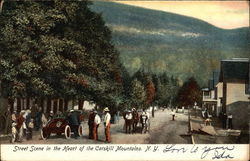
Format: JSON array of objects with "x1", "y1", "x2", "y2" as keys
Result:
[{"x1": 219, "y1": 59, "x2": 249, "y2": 83}]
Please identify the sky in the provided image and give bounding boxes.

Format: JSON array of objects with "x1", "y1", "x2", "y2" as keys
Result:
[{"x1": 114, "y1": 1, "x2": 249, "y2": 29}]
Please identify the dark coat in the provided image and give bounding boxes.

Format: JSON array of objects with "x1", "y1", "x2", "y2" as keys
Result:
[{"x1": 67, "y1": 112, "x2": 80, "y2": 126}]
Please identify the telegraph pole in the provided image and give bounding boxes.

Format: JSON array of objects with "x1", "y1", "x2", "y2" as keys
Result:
[{"x1": 0, "y1": 0, "x2": 4, "y2": 13}]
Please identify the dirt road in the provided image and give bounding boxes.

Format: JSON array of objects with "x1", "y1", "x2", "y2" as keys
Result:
[{"x1": 2, "y1": 109, "x2": 191, "y2": 144}]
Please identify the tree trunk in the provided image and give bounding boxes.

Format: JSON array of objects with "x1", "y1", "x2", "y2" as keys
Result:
[
  {"x1": 46, "y1": 98, "x2": 51, "y2": 114},
  {"x1": 152, "y1": 106, "x2": 155, "y2": 118},
  {"x1": 64, "y1": 98, "x2": 68, "y2": 112},
  {"x1": 17, "y1": 98, "x2": 21, "y2": 112},
  {"x1": 72, "y1": 99, "x2": 75, "y2": 109},
  {"x1": 53, "y1": 99, "x2": 58, "y2": 114},
  {"x1": 78, "y1": 99, "x2": 84, "y2": 110},
  {"x1": 59, "y1": 99, "x2": 63, "y2": 112},
  {"x1": 40, "y1": 97, "x2": 44, "y2": 112},
  {"x1": 8, "y1": 98, "x2": 14, "y2": 113},
  {"x1": 26, "y1": 97, "x2": 30, "y2": 109}
]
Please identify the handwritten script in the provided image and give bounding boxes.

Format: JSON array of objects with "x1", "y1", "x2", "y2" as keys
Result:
[{"x1": 11, "y1": 144, "x2": 236, "y2": 160}]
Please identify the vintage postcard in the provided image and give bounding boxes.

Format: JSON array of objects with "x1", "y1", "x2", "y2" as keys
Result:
[{"x1": 0, "y1": 0, "x2": 249, "y2": 160}]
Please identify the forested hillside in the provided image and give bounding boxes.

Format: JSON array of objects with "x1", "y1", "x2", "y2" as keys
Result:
[{"x1": 91, "y1": 1, "x2": 249, "y2": 86}]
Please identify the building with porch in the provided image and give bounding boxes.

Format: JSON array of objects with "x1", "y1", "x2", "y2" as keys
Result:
[{"x1": 219, "y1": 58, "x2": 249, "y2": 130}]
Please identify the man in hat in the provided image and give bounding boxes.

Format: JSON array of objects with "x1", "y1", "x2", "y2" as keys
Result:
[
  {"x1": 88, "y1": 109, "x2": 95, "y2": 139},
  {"x1": 48, "y1": 111, "x2": 54, "y2": 122},
  {"x1": 103, "y1": 107, "x2": 111, "y2": 143},
  {"x1": 125, "y1": 110, "x2": 133, "y2": 134},
  {"x1": 67, "y1": 109, "x2": 80, "y2": 139},
  {"x1": 93, "y1": 110, "x2": 101, "y2": 140}
]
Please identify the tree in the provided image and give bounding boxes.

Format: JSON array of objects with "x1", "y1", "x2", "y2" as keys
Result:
[
  {"x1": 177, "y1": 77, "x2": 202, "y2": 107},
  {"x1": 130, "y1": 79, "x2": 146, "y2": 108},
  {"x1": 0, "y1": 0, "x2": 123, "y2": 112}
]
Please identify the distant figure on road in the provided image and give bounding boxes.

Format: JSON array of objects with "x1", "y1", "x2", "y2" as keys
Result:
[
  {"x1": 221, "y1": 112, "x2": 227, "y2": 129},
  {"x1": 103, "y1": 107, "x2": 111, "y2": 143},
  {"x1": 227, "y1": 113, "x2": 233, "y2": 129},
  {"x1": 171, "y1": 110, "x2": 176, "y2": 121}
]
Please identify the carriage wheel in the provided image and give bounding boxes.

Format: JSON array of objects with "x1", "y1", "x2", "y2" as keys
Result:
[
  {"x1": 78, "y1": 124, "x2": 84, "y2": 137},
  {"x1": 41, "y1": 129, "x2": 50, "y2": 140},
  {"x1": 65, "y1": 125, "x2": 71, "y2": 139}
]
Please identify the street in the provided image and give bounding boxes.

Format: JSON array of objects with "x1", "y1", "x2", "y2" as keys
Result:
[{"x1": 2, "y1": 109, "x2": 191, "y2": 144}]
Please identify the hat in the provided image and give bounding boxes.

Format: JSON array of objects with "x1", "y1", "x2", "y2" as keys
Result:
[
  {"x1": 132, "y1": 108, "x2": 136, "y2": 111},
  {"x1": 128, "y1": 110, "x2": 131, "y2": 113},
  {"x1": 50, "y1": 111, "x2": 53, "y2": 114},
  {"x1": 20, "y1": 110, "x2": 25, "y2": 115},
  {"x1": 70, "y1": 109, "x2": 74, "y2": 112},
  {"x1": 103, "y1": 107, "x2": 109, "y2": 112},
  {"x1": 94, "y1": 110, "x2": 97, "y2": 113}
]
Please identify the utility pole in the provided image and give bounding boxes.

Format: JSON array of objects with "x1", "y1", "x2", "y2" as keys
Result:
[{"x1": 0, "y1": 0, "x2": 4, "y2": 13}]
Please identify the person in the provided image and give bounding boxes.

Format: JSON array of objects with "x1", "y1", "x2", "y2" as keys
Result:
[
  {"x1": 31, "y1": 104, "x2": 38, "y2": 119},
  {"x1": 182, "y1": 106, "x2": 185, "y2": 113},
  {"x1": 141, "y1": 109, "x2": 148, "y2": 133},
  {"x1": 25, "y1": 109, "x2": 33, "y2": 140},
  {"x1": 41, "y1": 113, "x2": 48, "y2": 127},
  {"x1": 11, "y1": 110, "x2": 18, "y2": 123},
  {"x1": 117, "y1": 111, "x2": 120, "y2": 123},
  {"x1": 93, "y1": 110, "x2": 101, "y2": 140},
  {"x1": 222, "y1": 112, "x2": 227, "y2": 129},
  {"x1": 171, "y1": 110, "x2": 176, "y2": 121},
  {"x1": 228, "y1": 113, "x2": 233, "y2": 129},
  {"x1": 16, "y1": 110, "x2": 26, "y2": 142},
  {"x1": 34, "y1": 108, "x2": 43, "y2": 130},
  {"x1": 48, "y1": 111, "x2": 54, "y2": 122},
  {"x1": 88, "y1": 110, "x2": 95, "y2": 139},
  {"x1": 125, "y1": 110, "x2": 133, "y2": 134},
  {"x1": 67, "y1": 109, "x2": 80, "y2": 139},
  {"x1": 103, "y1": 107, "x2": 111, "y2": 143}
]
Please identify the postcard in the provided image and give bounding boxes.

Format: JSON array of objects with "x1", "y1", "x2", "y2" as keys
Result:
[{"x1": 0, "y1": 0, "x2": 249, "y2": 161}]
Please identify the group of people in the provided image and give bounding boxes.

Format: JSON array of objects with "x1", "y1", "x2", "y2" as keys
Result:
[
  {"x1": 124, "y1": 108, "x2": 150, "y2": 134},
  {"x1": 10, "y1": 104, "x2": 52, "y2": 142},
  {"x1": 88, "y1": 107, "x2": 111, "y2": 143},
  {"x1": 11, "y1": 109, "x2": 34, "y2": 142}
]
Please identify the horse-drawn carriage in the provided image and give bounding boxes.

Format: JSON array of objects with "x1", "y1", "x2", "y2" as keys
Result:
[{"x1": 40, "y1": 111, "x2": 84, "y2": 140}]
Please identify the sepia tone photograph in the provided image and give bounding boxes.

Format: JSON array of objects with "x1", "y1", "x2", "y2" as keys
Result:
[{"x1": 0, "y1": 1, "x2": 249, "y2": 158}]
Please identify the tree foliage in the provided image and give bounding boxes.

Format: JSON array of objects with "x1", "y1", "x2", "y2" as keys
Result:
[
  {"x1": 0, "y1": 0, "x2": 122, "y2": 110},
  {"x1": 176, "y1": 77, "x2": 202, "y2": 107}
]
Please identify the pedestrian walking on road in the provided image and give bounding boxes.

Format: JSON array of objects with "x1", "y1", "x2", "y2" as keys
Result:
[
  {"x1": 228, "y1": 113, "x2": 233, "y2": 129},
  {"x1": 103, "y1": 107, "x2": 111, "y2": 143},
  {"x1": 93, "y1": 110, "x2": 101, "y2": 140},
  {"x1": 171, "y1": 110, "x2": 176, "y2": 121}
]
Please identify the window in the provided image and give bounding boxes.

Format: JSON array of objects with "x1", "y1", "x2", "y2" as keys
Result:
[{"x1": 204, "y1": 91, "x2": 210, "y2": 96}]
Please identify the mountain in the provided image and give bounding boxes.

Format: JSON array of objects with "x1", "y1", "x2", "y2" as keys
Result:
[{"x1": 90, "y1": 1, "x2": 249, "y2": 86}]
